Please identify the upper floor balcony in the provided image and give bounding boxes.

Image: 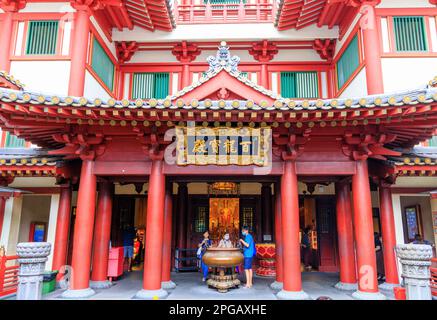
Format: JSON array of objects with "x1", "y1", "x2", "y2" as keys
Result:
[{"x1": 174, "y1": 0, "x2": 276, "y2": 25}]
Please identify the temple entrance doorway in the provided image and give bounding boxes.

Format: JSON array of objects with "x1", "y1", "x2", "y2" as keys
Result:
[{"x1": 209, "y1": 198, "x2": 240, "y2": 245}]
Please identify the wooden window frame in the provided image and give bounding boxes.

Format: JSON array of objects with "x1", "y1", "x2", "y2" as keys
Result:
[
  {"x1": 376, "y1": 8, "x2": 437, "y2": 57},
  {"x1": 11, "y1": 13, "x2": 73, "y2": 60},
  {"x1": 86, "y1": 30, "x2": 118, "y2": 97}
]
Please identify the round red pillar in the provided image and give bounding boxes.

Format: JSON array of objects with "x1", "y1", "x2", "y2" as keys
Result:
[
  {"x1": 136, "y1": 160, "x2": 168, "y2": 299},
  {"x1": 351, "y1": 160, "x2": 385, "y2": 299},
  {"x1": 277, "y1": 160, "x2": 309, "y2": 300},
  {"x1": 61, "y1": 160, "x2": 97, "y2": 298},
  {"x1": 176, "y1": 183, "x2": 187, "y2": 251},
  {"x1": 182, "y1": 64, "x2": 190, "y2": 88},
  {"x1": 260, "y1": 64, "x2": 269, "y2": 89},
  {"x1": 161, "y1": 184, "x2": 176, "y2": 290},
  {"x1": 378, "y1": 183, "x2": 400, "y2": 289},
  {"x1": 261, "y1": 183, "x2": 273, "y2": 239},
  {"x1": 68, "y1": 8, "x2": 90, "y2": 96},
  {"x1": 52, "y1": 184, "x2": 72, "y2": 282},
  {"x1": 90, "y1": 181, "x2": 113, "y2": 289},
  {"x1": 270, "y1": 185, "x2": 283, "y2": 290},
  {"x1": 0, "y1": 12, "x2": 14, "y2": 72},
  {"x1": 361, "y1": 3, "x2": 384, "y2": 94},
  {"x1": 334, "y1": 182, "x2": 357, "y2": 290}
]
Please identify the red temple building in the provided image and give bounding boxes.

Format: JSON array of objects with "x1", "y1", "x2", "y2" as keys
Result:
[{"x1": 0, "y1": 0, "x2": 436, "y2": 300}]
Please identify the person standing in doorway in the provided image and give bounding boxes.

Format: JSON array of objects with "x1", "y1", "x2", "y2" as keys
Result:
[
  {"x1": 239, "y1": 225, "x2": 255, "y2": 288},
  {"x1": 374, "y1": 232, "x2": 385, "y2": 281},
  {"x1": 198, "y1": 230, "x2": 212, "y2": 282},
  {"x1": 123, "y1": 224, "x2": 136, "y2": 272},
  {"x1": 301, "y1": 227, "x2": 312, "y2": 271}
]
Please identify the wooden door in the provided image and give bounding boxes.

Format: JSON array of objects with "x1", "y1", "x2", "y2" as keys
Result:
[{"x1": 316, "y1": 197, "x2": 338, "y2": 272}]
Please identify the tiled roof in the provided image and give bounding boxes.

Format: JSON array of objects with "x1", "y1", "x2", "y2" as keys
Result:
[
  {"x1": 388, "y1": 147, "x2": 437, "y2": 166},
  {"x1": 0, "y1": 84, "x2": 436, "y2": 112},
  {"x1": 0, "y1": 148, "x2": 60, "y2": 166},
  {"x1": 0, "y1": 71, "x2": 25, "y2": 90}
]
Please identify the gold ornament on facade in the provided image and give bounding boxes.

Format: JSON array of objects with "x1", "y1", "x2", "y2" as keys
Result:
[
  {"x1": 79, "y1": 97, "x2": 88, "y2": 106},
  {"x1": 94, "y1": 98, "x2": 102, "y2": 106},
  {"x1": 359, "y1": 98, "x2": 367, "y2": 106},
  {"x1": 37, "y1": 95, "x2": 45, "y2": 103},
  {"x1": 176, "y1": 99, "x2": 185, "y2": 108}
]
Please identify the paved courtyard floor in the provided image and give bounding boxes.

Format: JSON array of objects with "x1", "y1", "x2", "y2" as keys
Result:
[{"x1": 44, "y1": 271, "x2": 395, "y2": 300}]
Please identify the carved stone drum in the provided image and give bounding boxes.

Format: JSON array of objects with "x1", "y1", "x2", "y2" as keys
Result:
[
  {"x1": 202, "y1": 248, "x2": 244, "y2": 293},
  {"x1": 255, "y1": 243, "x2": 276, "y2": 277}
]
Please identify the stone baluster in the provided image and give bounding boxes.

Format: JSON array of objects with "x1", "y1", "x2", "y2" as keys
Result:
[
  {"x1": 16, "y1": 242, "x2": 51, "y2": 300},
  {"x1": 395, "y1": 244, "x2": 433, "y2": 300}
]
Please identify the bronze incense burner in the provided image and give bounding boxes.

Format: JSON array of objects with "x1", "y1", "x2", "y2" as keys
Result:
[{"x1": 202, "y1": 247, "x2": 244, "y2": 293}]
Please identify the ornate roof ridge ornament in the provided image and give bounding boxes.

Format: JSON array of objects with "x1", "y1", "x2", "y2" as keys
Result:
[{"x1": 207, "y1": 41, "x2": 241, "y2": 73}]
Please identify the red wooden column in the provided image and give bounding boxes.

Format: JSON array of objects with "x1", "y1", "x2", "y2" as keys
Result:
[
  {"x1": 277, "y1": 160, "x2": 309, "y2": 300},
  {"x1": 61, "y1": 159, "x2": 97, "y2": 298},
  {"x1": 270, "y1": 184, "x2": 283, "y2": 290},
  {"x1": 161, "y1": 183, "x2": 176, "y2": 290},
  {"x1": 135, "y1": 160, "x2": 168, "y2": 299},
  {"x1": 351, "y1": 159, "x2": 385, "y2": 299},
  {"x1": 260, "y1": 64, "x2": 269, "y2": 88},
  {"x1": 378, "y1": 182, "x2": 400, "y2": 290},
  {"x1": 334, "y1": 182, "x2": 357, "y2": 291},
  {"x1": 52, "y1": 184, "x2": 72, "y2": 283},
  {"x1": 261, "y1": 183, "x2": 273, "y2": 240},
  {"x1": 90, "y1": 181, "x2": 113, "y2": 289},
  {"x1": 0, "y1": 1, "x2": 26, "y2": 72},
  {"x1": 176, "y1": 183, "x2": 188, "y2": 251},
  {"x1": 68, "y1": 2, "x2": 91, "y2": 96},
  {"x1": 182, "y1": 64, "x2": 190, "y2": 88},
  {"x1": 354, "y1": 1, "x2": 384, "y2": 94}
]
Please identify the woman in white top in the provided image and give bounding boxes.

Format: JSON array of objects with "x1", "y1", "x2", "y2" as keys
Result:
[{"x1": 218, "y1": 233, "x2": 233, "y2": 248}]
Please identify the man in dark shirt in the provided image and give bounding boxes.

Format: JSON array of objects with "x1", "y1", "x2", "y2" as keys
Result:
[{"x1": 123, "y1": 224, "x2": 136, "y2": 272}]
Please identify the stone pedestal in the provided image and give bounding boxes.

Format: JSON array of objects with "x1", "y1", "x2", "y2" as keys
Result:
[
  {"x1": 396, "y1": 244, "x2": 433, "y2": 300},
  {"x1": 16, "y1": 242, "x2": 51, "y2": 300}
]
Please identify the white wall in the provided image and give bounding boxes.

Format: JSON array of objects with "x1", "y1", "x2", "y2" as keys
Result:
[
  {"x1": 113, "y1": 23, "x2": 339, "y2": 42},
  {"x1": 339, "y1": 67, "x2": 367, "y2": 98},
  {"x1": 10, "y1": 61, "x2": 71, "y2": 96},
  {"x1": 378, "y1": 0, "x2": 435, "y2": 9},
  {"x1": 84, "y1": 70, "x2": 112, "y2": 100},
  {"x1": 382, "y1": 58, "x2": 437, "y2": 93}
]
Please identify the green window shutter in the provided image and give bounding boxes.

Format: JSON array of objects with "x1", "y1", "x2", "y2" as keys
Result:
[
  {"x1": 280, "y1": 72, "x2": 296, "y2": 98},
  {"x1": 281, "y1": 72, "x2": 318, "y2": 98},
  {"x1": 153, "y1": 73, "x2": 169, "y2": 99},
  {"x1": 91, "y1": 38, "x2": 114, "y2": 90},
  {"x1": 25, "y1": 20, "x2": 59, "y2": 55},
  {"x1": 4, "y1": 132, "x2": 26, "y2": 148},
  {"x1": 132, "y1": 73, "x2": 169, "y2": 99},
  {"x1": 336, "y1": 35, "x2": 359, "y2": 89},
  {"x1": 296, "y1": 72, "x2": 318, "y2": 98},
  {"x1": 393, "y1": 16, "x2": 427, "y2": 52}
]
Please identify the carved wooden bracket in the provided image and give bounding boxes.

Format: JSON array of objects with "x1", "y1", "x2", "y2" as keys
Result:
[
  {"x1": 313, "y1": 39, "x2": 336, "y2": 61},
  {"x1": 136, "y1": 129, "x2": 171, "y2": 161},
  {"x1": 116, "y1": 41, "x2": 138, "y2": 63},
  {"x1": 172, "y1": 41, "x2": 201, "y2": 63},
  {"x1": 0, "y1": 176, "x2": 15, "y2": 186},
  {"x1": 273, "y1": 129, "x2": 310, "y2": 161},
  {"x1": 248, "y1": 40, "x2": 278, "y2": 63},
  {"x1": 0, "y1": 0, "x2": 26, "y2": 12},
  {"x1": 51, "y1": 133, "x2": 106, "y2": 160},
  {"x1": 342, "y1": 132, "x2": 400, "y2": 161}
]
